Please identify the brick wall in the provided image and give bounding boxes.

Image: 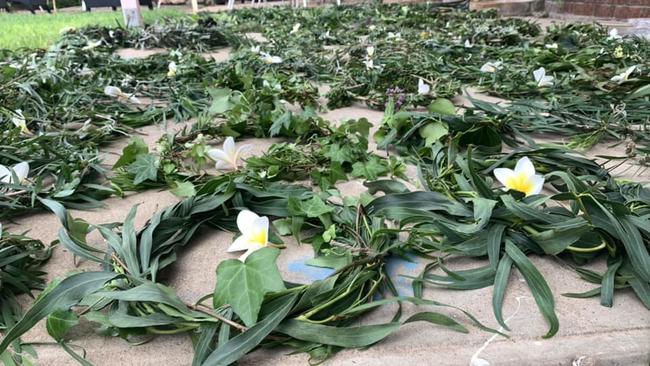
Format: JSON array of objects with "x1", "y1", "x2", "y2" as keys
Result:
[{"x1": 546, "y1": 0, "x2": 650, "y2": 19}]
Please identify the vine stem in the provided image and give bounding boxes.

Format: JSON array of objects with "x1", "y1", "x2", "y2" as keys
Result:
[{"x1": 187, "y1": 303, "x2": 249, "y2": 332}]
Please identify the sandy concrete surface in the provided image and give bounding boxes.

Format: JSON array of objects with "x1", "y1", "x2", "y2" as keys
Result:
[{"x1": 3, "y1": 33, "x2": 650, "y2": 366}]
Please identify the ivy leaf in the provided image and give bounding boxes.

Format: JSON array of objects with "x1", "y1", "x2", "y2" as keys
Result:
[
  {"x1": 419, "y1": 121, "x2": 449, "y2": 146},
  {"x1": 171, "y1": 181, "x2": 196, "y2": 198},
  {"x1": 213, "y1": 248, "x2": 285, "y2": 327},
  {"x1": 351, "y1": 156, "x2": 388, "y2": 180},
  {"x1": 301, "y1": 196, "x2": 334, "y2": 218},
  {"x1": 46, "y1": 310, "x2": 79, "y2": 342},
  {"x1": 127, "y1": 154, "x2": 159, "y2": 185},
  {"x1": 427, "y1": 98, "x2": 456, "y2": 115},
  {"x1": 208, "y1": 88, "x2": 235, "y2": 114},
  {"x1": 113, "y1": 137, "x2": 148, "y2": 169}
]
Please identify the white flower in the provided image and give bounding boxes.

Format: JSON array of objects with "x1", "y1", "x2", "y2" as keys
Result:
[
  {"x1": 363, "y1": 58, "x2": 374, "y2": 70},
  {"x1": 104, "y1": 86, "x2": 141, "y2": 104},
  {"x1": 368, "y1": 25, "x2": 376, "y2": 31},
  {"x1": 533, "y1": 67, "x2": 554, "y2": 87},
  {"x1": 387, "y1": 32, "x2": 401, "y2": 39},
  {"x1": 82, "y1": 40, "x2": 102, "y2": 50},
  {"x1": 207, "y1": 137, "x2": 251, "y2": 171},
  {"x1": 480, "y1": 61, "x2": 503, "y2": 73},
  {"x1": 493, "y1": 157, "x2": 544, "y2": 197},
  {"x1": 545, "y1": 43, "x2": 558, "y2": 49},
  {"x1": 607, "y1": 28, "x2": 622, "y2": 40},
  {"x1": 417, "y1": 78, "x2": 430, "y2": 95},
  {"x1": 77, "y1": 65, "x2": 94, "y2": 77},
  {"x1": 290, "y1": 23, "x2": 301, "y2": 34},
  {"x1": 0, "y1": 162, "x2": 29, "y2": 185},
  {"x1": 228, "y1": 210, "x2": 269, "y2": 261},
  {"x1": 260, "y1": 52, "x2": 283, "y2": 64},
  {"x1": 11, "y1": 110, "x2": 32, "y2": 135},
  {"x1": 366, "y1": 46, "x2": 375, "y2": 57},
  {"x1": 610, "y1": 66, "x2": 636, "y2": 83},
  {"x1": 250, "y1": 45, "x2": 261, "y2": 54},
  {"x1": 464, "y1": 39, "x2": 473, "y2": 48},
  {"x1": 167, "y1": 61, "x2": 178, "y2": 77},
  {"x1": 169, "y1": 49, "x2": 183, "y2": 58}
]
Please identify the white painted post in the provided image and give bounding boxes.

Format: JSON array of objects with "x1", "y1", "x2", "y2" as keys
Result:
[
  {"x1": 190, "y1": 0, "x2": 198, "y2": 13},
  {"x1": 121, "y1": 0, "x2": 144, "y2": 28}
]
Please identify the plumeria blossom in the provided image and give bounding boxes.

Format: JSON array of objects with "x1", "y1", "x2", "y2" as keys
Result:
[
  {"x1": 250, "y1": 45, "x2": 261, "y2": 54},
  {"x1": 11, "y1": 110, "x2": 32, "y2": 135},
  {"x1": 533, "y1": 67, "x2": 554, "y2": 87},
  {"x1": 207, "y1": 137, "x2": 251, "y2": 171},
  {"x1": 290, "y1": 23, "x2": 301, "y2": 34},
  {"x1": 417, "y1": 78, "x2": 431, "y2": 95},
  {"x1": 104, "y1": 86, "x2": 141, "y2": 104},
  {"x1": 228, "y1": 210, "x2": 269, "y2": 261},
  {"x1": 260, "y1": 52, "x2": 283, "y2": 64},
  {"x1": 82, "y1": 40, "x2": 102, "y2": 50},
  {"x1": 610, "y1": 65, "x2": 636, "y2": 83},
  {"x1": 167, "y1": 61, "x2": 178, "y2": 77},
  {"x1": 0, "y1": 162, "x2": 30, "y2": 185},
  {"x1": 464, "y1": 39, "x2": 473, "y2": 48},
  {"x1": 366, "y1": 46, "x2": 375, "y2": 57},
  {"x1": 363, "y1": 58, "x2": 375, "y2": 70},
  {"x1": 545, "y1": 43, "x2": 558, "y2": 49},
  {"x1": 613, "y1": 46, "x2": 624, "y2": 58},
  {"x1": 607, "y1": 28, "x2": 622, "y2": 40},
  {"x1": 480, "y1": 61, "x2": 503, "y2": 73},
  {"x1": 493, "y1": 157, "x2": 544, "y2": 197}
]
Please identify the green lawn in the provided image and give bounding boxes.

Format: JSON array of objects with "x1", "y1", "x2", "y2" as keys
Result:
[{"x1": 0, "y1": 8, "x2": 185, "y2": 50}]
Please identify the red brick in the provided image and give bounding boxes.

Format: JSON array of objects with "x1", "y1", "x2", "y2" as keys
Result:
[
  {"x1": 573, "y1": 2, "x2": 594, "y2": 15},
  {"x1": 594, "y1": 4, "x2": 616, "y2": 17}
]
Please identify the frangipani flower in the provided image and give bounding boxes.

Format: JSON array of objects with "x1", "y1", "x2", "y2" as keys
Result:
[
  {"x1": 610, "y1": 65, "x2": 636, "y2": 83},
  {"x1": 228, "y1": 210, "x2": 269, "y2": 261},
  {"x1": 167, "y1": 61, "x2": 178, "y2": 77},
  {"x1": 290, "y1": 23, "x2": 301, "y2": 34},
  {"x1": 82, "y1": 40, "x2": 102, "y2": 50},
  {"x1": 250, "y1": 45, "x2": 261, "y2": 54},
  {"x1": 480, "y1": 61, "x2": 503, "y2": 73},
  {"x1": 11, "y1": 110, "x2": 32, "y2": 135},
  {"x1": 363, "y1": 58, "x2": 374, "y2": 70},
  {"x1": 533, "y1": 67, "x2": 554, "y2": 87},
  {"x1": 607, "y1": 28, "x2": 622, "y2": 40},
  {"x1": 104, "y1": 86, "x2": 141, "y2": 104},
  {"x1": 417, "y1": 78, "x2": 430, "y2": 95},
  {"x1": 545, "y1": 43, "x2": 558, "y2": 49},
  {"x1": 260, "y1": 52, "x2": 283, "y2": 64},
  {"x1": 207, "y1": 136, "x2": 251, "y2": 171},
  {"x1": 493, "y1": 157, "x2": 544, "y2": 197},
  {"x1": 464, "y1": 39, "x2": 473, "y2": 48},
  {"x1": 366, "y1": 46, "x2": 375, "y2": 57},
  {"x1": 0, "y1": 162, "x2": 29, "y2": 185},
  {"x1": 613, "y1": 46, "x2": 624, "y2": 58}
]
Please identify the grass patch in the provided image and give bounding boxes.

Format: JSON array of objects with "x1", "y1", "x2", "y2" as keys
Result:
[{"x1": 0, "y1": 8, "x2": 185, "y2": 50}]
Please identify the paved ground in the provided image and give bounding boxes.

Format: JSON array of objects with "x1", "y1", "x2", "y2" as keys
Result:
[{"x1": 3, "y1": 20, "x2": 650, "y2": 366}]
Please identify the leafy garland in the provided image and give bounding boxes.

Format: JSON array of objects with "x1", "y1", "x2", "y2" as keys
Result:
[{"x1": 0, "y1": 4, "x2": 649, "y2": 365}]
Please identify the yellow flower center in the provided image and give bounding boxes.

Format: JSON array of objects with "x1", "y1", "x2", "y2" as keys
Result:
[
  {"x1": 249, "y1": 228, "x2": 267, "y2": 247},
  {"x1": 505, "y1": 172, "x2": 534, "y2": 196}
]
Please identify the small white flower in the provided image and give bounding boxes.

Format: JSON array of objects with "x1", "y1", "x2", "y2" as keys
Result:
[
  {"x1": 228, "y1": 210, "x2": 269, "y2": 261},
  {"x1": 366, "y1": 46, "x2": 375, "y2": 57},
  {"x1": 368, "y1": 25, "x2": 376, "y2": 31},
  {"x1": 545, "y1": 43, "x2": 558, "y2": 49},
  {"x1": 82, "y1": 40, "x2": 102, "y2": 50},
  {"x1": 363, "y1": 58, "x2": 374, "y2": 70},
  {"x1": 493, "y1": 157, "x2": 544, "y2": 197},
  {"x1": 610, "y1": 65, "x2": 636, "y2": 83},
  {"x1": 250, "y1": 45, "x2": 261, "y2": 54},
  {"x1": 104, "y1": 86, "x2": 141, "y2": 104},
  {"x1": 387, "y1": 32, "x2": 401, "y2": 39},
  {"x1": 533, "y1": 67, "x2": 554, "y2": 87},
  {"x1": 480, "y1": 61, "x2": 503, "y2": 73},
  {"x1": 11, "y1": 110, "x2": 32, "y2": 136},
  {"x1": 607, "y1": 28, "x2": 622, "y2": 40},
  {"x1": 260, "y1": 52, "x2": 283, "y2": 64},
  {"x1": 207, "y1": 137, "x2": 251, "y2": 171},
  {"x1": 0, "y1": 162, "x2": 29, "y2": 185},
  {"x1": 169, "y1": 49, "x2": 183, "y2": 58},
  {"x1": 417, "y1": 78, "x2": 430, "y2": 95},
  {"x1": 77, "y1": 65, "x2": 94, "y2": 77},
  {"x1": 167, "y1": 61, "x2": 178, "y2": 77},
  {"x1": 290, "y1": 23, "x2": 301, "y2": 34},
  {"x1": 464, "y1": 39, "x2": 473, "y2": 48}
]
